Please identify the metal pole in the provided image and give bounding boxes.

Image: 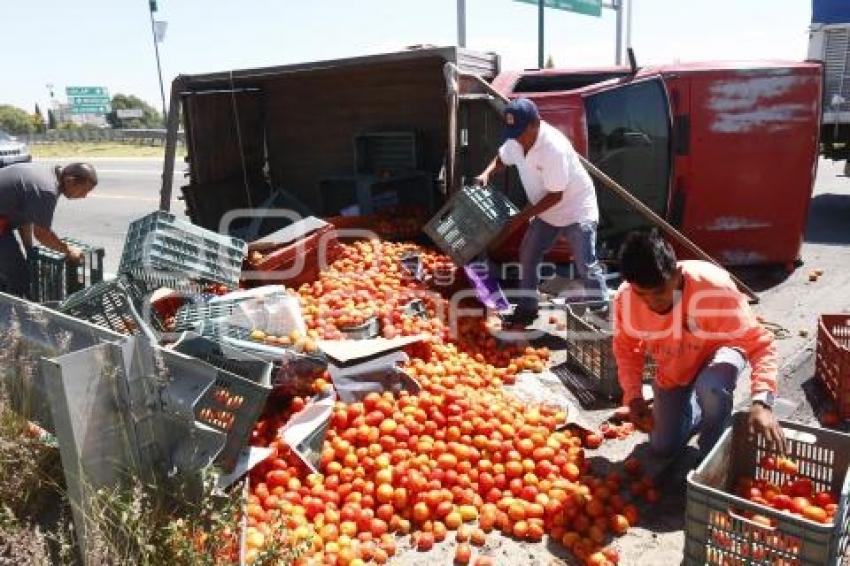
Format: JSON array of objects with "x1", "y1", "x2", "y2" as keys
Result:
[
  {"x1": 457, "y1": 0, "x2": 466, "y2": 47},
  {"x1": 538, "y1": 0, "x2": 545, "y2": 69},
  {"x1": 615, "y1": 0, "x2": 623, "y2": 65},
  {"x1": 626, "y1": 0, "x2": 632, "y2": 51},
  {"x1": 148, "y1": 2, "x2": 168, "y2": 127}
]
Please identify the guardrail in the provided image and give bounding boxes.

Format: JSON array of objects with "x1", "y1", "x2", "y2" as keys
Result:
[{"x1": 18, "y1": 129, "x2": 185, "y2": 146}]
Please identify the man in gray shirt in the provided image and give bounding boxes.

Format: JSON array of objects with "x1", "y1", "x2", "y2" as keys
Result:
[{"x1": 0, "y1": 162, "x2": 97, "y2": 297}]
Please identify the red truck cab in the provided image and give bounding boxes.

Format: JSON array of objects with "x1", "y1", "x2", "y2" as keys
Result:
[{"x1": 490, "y1": 61, "x2": 822, "y2": 267}]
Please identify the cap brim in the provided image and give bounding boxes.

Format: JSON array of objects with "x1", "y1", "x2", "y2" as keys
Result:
[{"x1": 503, "y1": 123, "x2": 527, "y2": 140}]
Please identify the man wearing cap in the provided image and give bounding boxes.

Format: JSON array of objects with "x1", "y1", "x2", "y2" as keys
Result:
[
  {"x1": 476, "y1": 98, "x2": 607, "y2": 327},
  {"x1": 0, "y1": 162, "x2": 97, "y2": 297}
]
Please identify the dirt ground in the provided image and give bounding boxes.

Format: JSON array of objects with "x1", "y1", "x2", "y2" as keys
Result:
[{"x1": 390, "y1": 159, "x2": 850, "y2": 565}]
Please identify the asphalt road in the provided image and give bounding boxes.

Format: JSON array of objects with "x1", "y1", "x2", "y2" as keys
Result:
[{"x1": 41, "y1": 157, "x2": 188, "y2": 274}]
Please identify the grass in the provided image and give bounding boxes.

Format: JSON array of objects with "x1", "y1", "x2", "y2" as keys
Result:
[
  {"x1": 0, "y1": 316, "x2": 306, "y2": 565},
  {"x1": 30, "y1": 142, "x2": 187, "y2": 159}
]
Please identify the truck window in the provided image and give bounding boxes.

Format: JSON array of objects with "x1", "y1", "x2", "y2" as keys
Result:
[{"x1": 584, "y1": 79, "x2": 672, "y2": 244}]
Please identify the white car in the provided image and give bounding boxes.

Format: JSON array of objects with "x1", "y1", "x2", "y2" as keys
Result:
[{"x1": 0, "y1": 130, "x2": 32, "y2": 167}]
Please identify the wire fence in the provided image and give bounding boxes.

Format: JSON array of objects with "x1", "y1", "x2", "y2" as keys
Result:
[{"x1": 18, "y1": 129, "x2": 184, "y2": 146}]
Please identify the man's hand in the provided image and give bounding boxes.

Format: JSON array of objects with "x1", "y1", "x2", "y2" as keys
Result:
[
  {"x1": 628, "y1": 397, "x2": 652, "y2": 423},
  {"x1": 749, "y1": 402, "x2": 786, "y2": 453},
  {"x1": 474, "y1": 172, "x2": 489, "y2": 187}
]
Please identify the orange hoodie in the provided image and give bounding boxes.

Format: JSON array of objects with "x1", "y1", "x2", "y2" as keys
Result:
[{"x1": 613, "y1": 260, "x2": 777, "y2": 404}]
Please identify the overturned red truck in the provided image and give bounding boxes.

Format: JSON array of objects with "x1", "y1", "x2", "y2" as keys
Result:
[{"x1": 158, "y1": 47, "x2": 822, "y2": 271}]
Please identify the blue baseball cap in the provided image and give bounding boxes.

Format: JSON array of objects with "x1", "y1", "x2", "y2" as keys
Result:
[{"x1": 503, "y1": 98, "x2": 540, "y2": 139}]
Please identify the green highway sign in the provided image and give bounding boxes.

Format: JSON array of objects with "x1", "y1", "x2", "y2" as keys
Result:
[
  {"x1": 515, "y1": 0, "x2": 602, "y2": 17},
  {"x1": 66, "y1": 86, "x2": 110, "y2": 115},
  {"x1": 66, "y1": 86, "x2": 108, "y2": 97},
  {"x1": 70, "y1": 96, "x2": 111, "y2": 105},
  {"x1": 70, "y1": 104, "x2": 110, "y2": 115}
]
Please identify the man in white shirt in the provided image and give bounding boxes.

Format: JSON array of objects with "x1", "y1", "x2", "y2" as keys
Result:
[{"x1": 476, "y1": 98, "x2": 607, "y2": 327}]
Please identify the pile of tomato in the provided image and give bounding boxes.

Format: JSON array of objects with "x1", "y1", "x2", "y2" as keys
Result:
[{"x1": 237, "y1": 241, "x2": 664, "y2": 566}]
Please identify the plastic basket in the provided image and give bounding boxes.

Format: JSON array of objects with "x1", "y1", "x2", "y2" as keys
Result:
[
  {"x1": 28, "y1": 246, "x2": 67, "y2": 303},
  {"x1": 564, "y1": 301, "x2": 655, "y2": 401},
  {"x1": 685, "y1": 413, "x2": 850, "y2": 566},
  {"x1": 28, "y1": 239, "x2": 104, "y2": 303},
  {"x1": 118, "y1": 211, "x2": 246, "y2": 289},
  {"x1": 816, "y1": 314, "x2": 850, "y2": 419},
  {"x1": 58, "y1": 275, "x2": 164, "y2": 337},
  {"x1": 194, "y1": 366, "x2": 271, "y2": 472},
  {"x1": 63, "y1": 238, "x2": 105, "y2": 294},
  {"x1": 423, "y1": 185, "x2": 518, "y2": 265}
]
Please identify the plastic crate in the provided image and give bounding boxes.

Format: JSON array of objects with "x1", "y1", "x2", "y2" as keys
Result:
[
  {"x1": 245, "y1": 224, "x2": 339, "y2": 273},
  {"x1": 816, "y1": 314, "x2": 850, "y2": 419},
  {"x1": 169, "y1": 334, "x2": 272, "y2": 472},
  {"x1": 28, "y1": 246, "x2": 67, "y2": 303},
  {"x1": 63, "y1": 238, "x2": 105, "y2": 294},
  {"x1": 118, "y1": 211, "x2": 246, "y2": 289},
  {"x1": 564, "y1": 301, "x2": 655, "y2": 401},
  {"x1": 423, "y1": 185, "x2": 518, "y2": 265},
  {"x1": 685, "y1": 413, "x2": 850, "y2": 566},
  {"x1": 58, "y1": 275, "x2": 164, "y2": 337},
  {"x1": 27, "y1": 239, "x2": 104, "y2": 303}
]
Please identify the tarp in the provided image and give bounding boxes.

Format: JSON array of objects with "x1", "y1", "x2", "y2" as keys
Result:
[{"x1": 813, "y1": 0, "x2": 850, "y2": 24}]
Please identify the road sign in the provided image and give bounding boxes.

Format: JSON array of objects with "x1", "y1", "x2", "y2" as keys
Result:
[
  {"x1": 117, "y1": 108, "x2": 144, "y2": 119},
  {"x1": 515, "y1": 0, "x2": 601, "y2": 17},
  {"x1": 66, "y1": 86, "x2": 110, "y2": 115},
  {"x1": 66, "y1": 86, "x2": 108, "y2": 97},
  {"x1": 69, "y1": 96, "x2": 111, "y2": 106},
  {"x1": 70, "y1": 105, "x2": 110, "y2": 115}
]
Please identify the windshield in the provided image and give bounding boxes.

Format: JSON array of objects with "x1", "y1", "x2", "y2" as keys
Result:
[
  {"x1": 0, "y1": 131, "x2": 11, "y2": 142},
  {"x1": 584, "y1": 79, "x2": 672, "y2": 247}
]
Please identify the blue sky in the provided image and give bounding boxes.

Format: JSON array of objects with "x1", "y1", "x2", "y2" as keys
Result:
[{"x1": 2, "y1": 0, "x2": 812, "y2": 114}]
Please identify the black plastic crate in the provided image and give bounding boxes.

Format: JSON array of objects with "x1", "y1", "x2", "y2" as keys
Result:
[{"x1": 685, "y1": 413, "x2": 850, "y2": 565}]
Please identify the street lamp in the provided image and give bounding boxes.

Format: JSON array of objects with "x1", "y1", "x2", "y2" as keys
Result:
[{"x1": 148, "y1": 0, "x2": 168, "y2": 127}]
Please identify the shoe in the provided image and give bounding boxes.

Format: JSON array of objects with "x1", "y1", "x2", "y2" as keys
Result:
[{"x1": 500, "y1": 309, "x2": 538, "y2": 329}]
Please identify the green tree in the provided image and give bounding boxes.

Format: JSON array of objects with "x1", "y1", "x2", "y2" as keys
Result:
[
  {"x1": 106, "y1": 94, "x2": 163, "y2": 129},
  {"x1": 47, "y1": 109, "x2": 57, "y2": 130},
  {"x1": 32, "y1": 104, "x2": 46, "y2": 133},
  {"x1": 545, "y1": 54, "x2": 556, "y2": 69},
  {"x1": 0, "y1": 105, "x2": 35, "y2": 134}
]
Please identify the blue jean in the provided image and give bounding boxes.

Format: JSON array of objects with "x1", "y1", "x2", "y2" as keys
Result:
[
  {"x1": 516, "y1": 218, "x2": 607, "y2": 314},
  {"x1": 650, "y1": 347, "x2": 746, "y2": 459}
]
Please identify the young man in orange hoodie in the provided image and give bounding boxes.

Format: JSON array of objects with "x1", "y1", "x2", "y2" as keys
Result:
[{"x1": 612, "y1": 230, "x2": 784, "y2": 460}]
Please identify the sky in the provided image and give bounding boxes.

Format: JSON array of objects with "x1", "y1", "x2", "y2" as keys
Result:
[{"x1": 1, "y1": 0, "x2": 813, "y2": 115}]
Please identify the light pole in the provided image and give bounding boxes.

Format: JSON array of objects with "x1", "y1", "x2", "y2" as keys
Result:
[
  {"x1": 538, "y1": 0, "x2": 545, "y2": 69},
  {"x1": 457, "y1": 0, "x2": 467, "y2": 47},
  {"x1": 148, "y1": 0, "x2": 167, "y2": 126}
]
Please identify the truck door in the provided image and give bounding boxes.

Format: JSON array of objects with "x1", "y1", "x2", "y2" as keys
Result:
[{"x1": 583, "y1": 78, "x2": 673, "y2": 250}]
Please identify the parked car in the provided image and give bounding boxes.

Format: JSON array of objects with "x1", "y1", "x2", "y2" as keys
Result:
[{"x1": 0, "y1": 130, "x2": 32, "y2": 167}]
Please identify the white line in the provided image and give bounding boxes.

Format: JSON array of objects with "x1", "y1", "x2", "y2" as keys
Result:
[
  {"x1": 94, "y1": 168, "x2": 183, "y2": 175},
  {"x1": 86, "y1": 194, "x2": 162, "y2": 202}
]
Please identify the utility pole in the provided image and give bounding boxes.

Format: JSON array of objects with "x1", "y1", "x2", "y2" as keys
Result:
[
  {"x1": 457, "y1": 0, "x2": 467, "y2": 47},
  {"x1": 614, "y1": 0, "x2": 623, "y2": 65},
  {"x1": 626, "y1": 0, "x2": 633, "y2": 54},
  {"x1": 148, "y1": 0, "x2": 167, "y2": 126},
  {"x1": 538, "y1": 0, "x2": 545, "y2": 69}
]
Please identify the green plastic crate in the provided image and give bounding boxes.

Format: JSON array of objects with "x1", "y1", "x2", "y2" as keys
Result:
[{"x1": 685, "y1": 412, "x2": 850, "y2": 565}]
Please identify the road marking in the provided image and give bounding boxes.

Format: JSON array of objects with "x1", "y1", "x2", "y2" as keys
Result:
[{"x1": 86, "y1": 194, "x2": 162, "y2": 202}]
